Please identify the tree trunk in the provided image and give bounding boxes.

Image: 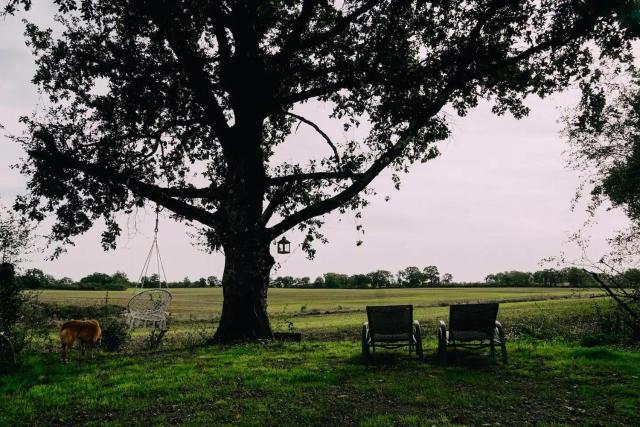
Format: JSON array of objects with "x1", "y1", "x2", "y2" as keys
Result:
[
  {"x1": 211, "y1": 112, "x2": 273, "y2": 343},
  {"x1": 212, "y1": 240, "x2": 275, "y2": 343}
]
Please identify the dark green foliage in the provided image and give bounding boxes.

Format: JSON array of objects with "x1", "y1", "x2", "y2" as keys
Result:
[
  {"x1": 566, "y1": 84, "x2": 640, "y2": 224},
  {"x1": 366, "y1": 270, "x2": 394, "y2": 288},
  {"x1": 0, "y1": 264, "x2": 45, "y2": 374},
  {"x1": 0, "y1": 207, "x2": 33, "y2": 265},
  {"x1": 0, "y1": 263, "x2": 21, "y2": 373},
  {"x1": 99, "y1": 317, "x2": 129, "y2": 352},
  {"x1": 269, "y1": 266, "x2": 603, "y2": 289},
  {"x1": 397, "y1": 266, "x2": 425, "y2": 288},
  {"x1": 15, "y1": 268, "x2": 52, "y2": 289},
  {"x1": 323, "y1": 272, "x2": 351, "y2": 289},
  {"x1": 17, "y1": 270, "x2": 130, "y2": 290},
  {"x1": 37, "y1": 302, "x2": 125, "y2": 321},
  {"x1": 485, "y1": 268, "x2": 595, "y2": 287}
]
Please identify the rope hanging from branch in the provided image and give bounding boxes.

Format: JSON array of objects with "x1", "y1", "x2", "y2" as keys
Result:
[{"x1": 137, "y1": 205, "x2": 168, "y2": 289}]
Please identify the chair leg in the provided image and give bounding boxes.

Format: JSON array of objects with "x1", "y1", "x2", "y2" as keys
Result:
[
  {"x1": 361, "y1": 338, "x2": 370, "y2": 360},
  {"x1": 416, "y1": 338, "x2": 424, "y2": 361},
  {"x1": 438, "y1": 339, "x2": 447, "y2": 365},
  {"x1": 413, "y1": 324, "x2": 424, "y2": 361},
  {"x1": 490, "y1": 340, "x2": 496, "y2": 361},
  {"x1": 501, "y1": 342, "x2": 508, "y2": 364}
]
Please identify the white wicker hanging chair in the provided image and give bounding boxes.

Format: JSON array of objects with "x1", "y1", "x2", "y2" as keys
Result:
[
  {"x1": 126, "y1": 289, "x2": 172, "y2": 330},
  {"x1": 126, "y1": 207, "x2": 172, "y2": 331}
]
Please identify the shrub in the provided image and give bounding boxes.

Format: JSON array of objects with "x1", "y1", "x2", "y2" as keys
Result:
[
  {"x1": 0, "y1": 263, "x2": 26, "y2": 374},
  {"x1": 39, "y1": 302, "x2": 125, "y2": 320},
  {"x1": 99, "y1": 317, "x2": 130, "y2": 352}
]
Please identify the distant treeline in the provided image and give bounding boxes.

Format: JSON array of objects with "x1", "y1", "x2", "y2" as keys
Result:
[
  {"x1": 270, "y1": 266, "x2": 610, "y2": 289},
  {"x1": 14, "y1": 266, "x2": 640, "y2": 290},
  {"x1": 15, "y1": 270, "x2": 221, "y2": 291}
]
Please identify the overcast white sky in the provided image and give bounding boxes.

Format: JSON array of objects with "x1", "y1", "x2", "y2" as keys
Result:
[{"x1": 0, "y1": 6, "x2": 630, "y2": 282}]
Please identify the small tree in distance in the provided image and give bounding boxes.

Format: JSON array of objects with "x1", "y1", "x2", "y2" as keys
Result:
[
  {"x1": 441, "y1": 273, "x2": 454, "y2": 285},
  {"x1": 5, "y1": 0, "x2": 639, "y2": 341}
]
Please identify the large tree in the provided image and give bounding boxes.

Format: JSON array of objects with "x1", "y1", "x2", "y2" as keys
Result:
[{"x1": 6, "y1": 0, "x2": 639, "y2": 341}]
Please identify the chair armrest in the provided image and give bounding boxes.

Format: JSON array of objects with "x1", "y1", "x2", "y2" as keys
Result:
[
  {"x1": 495, "y1": 320, "x2": 506, "y2": 341},
  {"x1": 438, "y1": 320, "x2": 447, "y2": 341},
  {"x1": 361, "y1": 322, "x2": 370, "y2": 342},
  {"x1": 412, "y1": 320, "x2": 421, "y2": 335}
]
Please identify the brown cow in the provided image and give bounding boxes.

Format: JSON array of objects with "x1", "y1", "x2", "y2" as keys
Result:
[{"x1": 59, "y1": 319, "x2": 102, "y2": 362}]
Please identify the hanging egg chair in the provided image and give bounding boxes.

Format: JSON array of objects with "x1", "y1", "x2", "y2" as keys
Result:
[{"x1": 126, "y1": 207, "x2": 172, "y2": 331}]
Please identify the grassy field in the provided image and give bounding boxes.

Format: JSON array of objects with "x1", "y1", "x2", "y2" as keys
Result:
[
  {"x1": 35, "y1": 287, "x2": 601, "y2": 321},
  {"x1": 2, "y1": 340, "x2": 639, "y2": 426},
  {"x1": 35, "y1": 287, "x2": 606, "y2": 340}
]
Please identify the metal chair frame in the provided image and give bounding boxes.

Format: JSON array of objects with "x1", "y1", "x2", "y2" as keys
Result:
[
  {"x1": 438, "y1": 303, "x2": 507, "y2": 364},
  {"x1": 362, "y1": 305, "x2": 424, "y2": 361}
]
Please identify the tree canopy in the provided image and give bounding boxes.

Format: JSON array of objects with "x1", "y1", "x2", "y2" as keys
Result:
[{"x1": 8, "y1": 0, "x2": 639, "y2": 256}]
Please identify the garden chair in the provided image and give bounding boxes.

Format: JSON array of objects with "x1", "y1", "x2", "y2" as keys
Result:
[
  {"x1": 437, "y1": 303, "x2": 507, "y2": 364},
  {"x1": 126, "y1": 289, "x2": 172, "y2": 331},
  {"x1": 362, "y1": 305, "x2": 424, "y2": 360}
]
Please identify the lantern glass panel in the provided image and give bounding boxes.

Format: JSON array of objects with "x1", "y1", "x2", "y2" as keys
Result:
[{"x1": 277, "y1": 237, "x2": 290, "y2": 254}]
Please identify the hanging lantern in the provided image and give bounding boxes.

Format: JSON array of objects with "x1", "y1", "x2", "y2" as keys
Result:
[{"x1": 276, "y1": 236, "x2": 291, "y2": 254}]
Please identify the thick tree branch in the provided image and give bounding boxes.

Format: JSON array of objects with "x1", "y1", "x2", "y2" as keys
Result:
[
  {"x1": 261, "y1": 182, "x2": 293, "y2": 225},
  {"x1": 208, "y1": 5, "x2": 232, "y2": 69},
  {"x1": 267, "y1": 124, "x2": 423, "y2": 238},
  {"x1": 159, "y1": 184, "x2": 223, "y2": 199},
  {"x1": 268, "y1": 171, "x2": 361, "y2": 186},
  {"x1": 297, "y1": 0, "x2": 381, "y2": 52},
  {"x1": 275, "y1": 0, "x2": 319, "y2": 61},
  {"x1": 147, "y1": 2, "x2": 232, "y2": 145},
  {"x1": 452, "y1": 10, "x2": 600, "y2": 90},
  {"x1": 262, "y1": 172, "x2": 362, "y2": 225},
  {"x1": 277, "y1": 79, "x2": 354, "y2": 107},
  {"x1": 586, "y1": 270, "x2": 638, "y2": 321},
  {"x1": 283, "y1": 112, "x2": 340, "y2": 161},
  {"x1": 32, "y1": 129, "x2": 220, "y2": 228},
  {"x1": 268, "y1": 6, "x2": 602, "y2": 239}
]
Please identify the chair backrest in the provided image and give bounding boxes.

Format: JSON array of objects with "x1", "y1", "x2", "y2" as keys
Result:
[
  {"x1": 366, "y1": 305, "x2": 413, "y2": 335},
  {"x1": 449, "y1": 303, "x2": 498, "y2": 335},
  {"x1": 128, "y1": 289, "x2": 172, "y2": 313}
]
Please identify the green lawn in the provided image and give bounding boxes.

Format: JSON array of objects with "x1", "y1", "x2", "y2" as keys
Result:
[
  {"x1": 4, "y1": 289, "x2": 636, "y2": 425},
  {"x1": 1, "y1": 340, "x2": 638, "y2": 426},
  {"x1": 35, "y1": 287, "x2": 601, "y2": 321}
]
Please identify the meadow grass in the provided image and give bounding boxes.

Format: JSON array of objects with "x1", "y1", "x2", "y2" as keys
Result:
[
  {"x1": 1, "y1": 339, "x2": 638, "y2": 426},
  {"x1": 35, "y1": 287, "x2": 601, "y2": 321}
]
